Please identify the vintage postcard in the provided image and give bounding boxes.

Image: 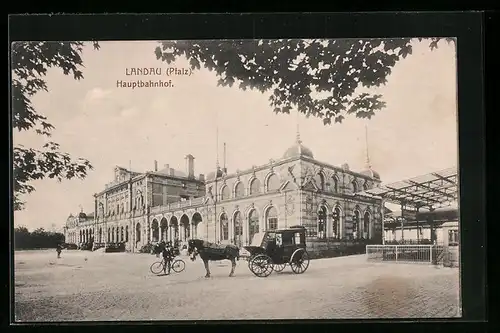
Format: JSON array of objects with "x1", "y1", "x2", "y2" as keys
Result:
[{"x1": 12, "y1": 38, "x2": 460, "y2": 321}]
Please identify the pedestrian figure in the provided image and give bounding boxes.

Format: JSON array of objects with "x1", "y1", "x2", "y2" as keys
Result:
[
  {"x1": 56, "y1": 244, "x2": 63, "y2": 259},
  {"x1": 162, "y1": 241, "x2": 174, "y2": 275}
]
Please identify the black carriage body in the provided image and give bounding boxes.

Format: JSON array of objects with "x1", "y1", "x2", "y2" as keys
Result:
[{"x1": 244, "y1": 226, "x2": 307, "y2": 265}]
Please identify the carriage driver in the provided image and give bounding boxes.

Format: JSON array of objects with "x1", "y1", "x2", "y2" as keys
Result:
[{"x1": 162, "y1": 241, "x2": 175, "y2": 275}]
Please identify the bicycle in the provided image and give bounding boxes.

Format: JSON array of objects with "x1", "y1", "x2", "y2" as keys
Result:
[{"x1": 150, "y1": 257, "x2": 186, "y2": 275}]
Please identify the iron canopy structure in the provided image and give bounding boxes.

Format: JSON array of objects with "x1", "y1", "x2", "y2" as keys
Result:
[
  {"x1": 356, "y1": 167, "x2": 458, "y2": 244},
  {"x1": 356, "y1": 167, "x2": 458, "y2": 211}
]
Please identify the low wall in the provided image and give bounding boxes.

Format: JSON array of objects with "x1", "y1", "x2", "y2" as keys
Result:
[{"x1": 306, "y1": 239, "x2": 379, "y2": 259}]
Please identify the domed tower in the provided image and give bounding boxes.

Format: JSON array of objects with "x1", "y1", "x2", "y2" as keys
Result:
[
  {"x1": 206, "y1": 167, "x2": 224, "y2": 181},
  {"x1": 283, "y1": 124, "x2": 314, "y2": 159}
]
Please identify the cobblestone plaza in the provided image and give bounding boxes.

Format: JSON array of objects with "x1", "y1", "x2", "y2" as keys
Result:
[{"x1": 14, "y1": 250, "x2": 461, "y2": 321}]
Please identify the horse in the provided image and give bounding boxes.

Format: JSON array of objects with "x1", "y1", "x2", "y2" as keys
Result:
[{"x1": 187, "y1": 239, "x2": 240, "y2": 278}]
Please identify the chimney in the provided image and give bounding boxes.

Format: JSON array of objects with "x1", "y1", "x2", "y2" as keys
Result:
[
  {"x1": 154, "y1": 160, "x2": 158, "y2": 172},
  {"x1": 199, "y1": 174, "x2": 205, "y2": 182},
  {"x1": 164, "y1": 164, "x2": 170, "y2": 171},
  {"x1": 169, "y1": 168, "x2": 175, "y2": 176},
  {"x1": 185, "y1": 154, "x2": 195, "y2": 179}
]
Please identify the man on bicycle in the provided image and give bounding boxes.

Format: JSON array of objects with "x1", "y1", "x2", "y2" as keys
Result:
[{"x1": 162, "y1": 241, "x2": 174, "y2": 275}]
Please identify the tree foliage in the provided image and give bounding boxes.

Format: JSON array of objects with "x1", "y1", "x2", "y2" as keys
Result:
[
  {"x1": 155, "y1": 38, "x2": 454, "y2": 124},
  {"x1": 11, "y1": 41, "x2": 99, "y2": 211},
  {"x1": 14, "y1": 226, "x2": 65, "y2": 250}
]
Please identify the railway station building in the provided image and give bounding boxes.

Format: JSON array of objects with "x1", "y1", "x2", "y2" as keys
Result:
[{"x1": 65, "y1": 132, "x2": 385, "y2": 253}]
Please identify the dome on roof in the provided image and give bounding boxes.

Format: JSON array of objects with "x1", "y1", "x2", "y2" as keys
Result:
[
  {"x1": 283, "y1": 131, "x2": 314, "y2": 159},
  {"x1": 283, "y1": 142, "x2": 314, "y2": 159},
  {"x1": 360, "y1": 168, "x2": 381, "y2": 180},
  {"x1": 206, "y1": 168, "x2": 224, "y2": 181},
  {"x1": 78, "y1": 212, "x2": 87, "y2": 219}
]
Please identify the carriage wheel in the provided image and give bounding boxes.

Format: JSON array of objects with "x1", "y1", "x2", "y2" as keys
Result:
[
  {"x1": 172, "y1": 259, "x2": 186, "y2": 273},
  {"x1": 150, "y1": 261, "x2": 164, "y2": 275},
  {"x1": 247, "y1": 255, "x2": 255, "y2": 269},
  {"x1": 249, "y1": 254, "x2": 274, "y2": 277},
  {"x1": 273, "y1": 263, "x2": 287, "y2": 272},
  {"x1": 289, "y1": 249, "x2": 310, "y2": 274}
]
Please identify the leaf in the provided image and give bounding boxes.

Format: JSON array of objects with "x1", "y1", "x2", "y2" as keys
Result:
[{"x1": 154, "y1": 38, "x2": 443, "y2": 126}]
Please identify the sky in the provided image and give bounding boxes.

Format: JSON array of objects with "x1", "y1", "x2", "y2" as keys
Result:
[{"x1": 12, "y1": 39, "x2": 458, "y2": 232}]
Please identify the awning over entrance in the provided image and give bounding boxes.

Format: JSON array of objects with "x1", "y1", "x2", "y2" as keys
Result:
[{"x1": 356, "y1": 167, "x2": 458, "y2": 211}]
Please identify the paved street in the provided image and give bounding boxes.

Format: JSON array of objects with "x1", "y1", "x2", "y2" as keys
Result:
[{"x1": 14, "y1": 249, "x2": 461, "y2": 321}]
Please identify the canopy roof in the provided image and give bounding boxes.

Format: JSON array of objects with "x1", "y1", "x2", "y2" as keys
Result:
[{"x1": 356, "y1": 167, "x2": 458, "y2": 210}]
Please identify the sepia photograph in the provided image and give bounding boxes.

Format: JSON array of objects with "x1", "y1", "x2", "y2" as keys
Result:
[{"x1": 12, "y1": 37, "x2": 460, "y2": 321}]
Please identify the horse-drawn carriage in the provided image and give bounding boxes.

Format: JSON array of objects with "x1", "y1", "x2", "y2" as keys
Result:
[{"x1": 244, "y1": 225, "x2": 310, "y2": 277}]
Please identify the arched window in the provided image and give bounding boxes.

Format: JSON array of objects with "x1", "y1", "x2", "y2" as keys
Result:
[
  {"x1": 353, "y1": 211, "x2": 361, "y2": 239},
  {"x1": 180, "y1": 215, "x2": 190, "y2": 241},
  {"x1": 248, "y1": 209, "x2": 259, "y2": 244},
  {"x1": 332, "y1": 176, "x2": 339, "y2": 193},
  {"x1": 111, "y1": 227, "x2": 115, "y2": 242},
  {"x1": 317, "y1": 206, "x2": 327, "y2": 239},
  {"x1": 107, "y1": 228, "x2": 111, "y2": 242},
  {"x1": 363, "y1": 181, "x2": 369, "y2": 191},
  {"x1": 234, "y1": 182, "x2": 244, "y2": 198},
  {"x1": 192, "y1": 213, "x2": 202, "y2": 239},
  {"x1": 265, "y1": 206, "x2": 278, "y2": 230},
  {"x1": 120, "y1": 226, "x2": 124, "y2": 242},
  {"x1": 160, "y1": 218, "x2": 168, "y2": 241},
  {"x1": 266, "y1": 174, "x2": 280, "y2": 192},
  {"x1": 220, "y1": 213, "x2": 229, "y2": 241},
  {"x1": 125, "y1": 225, "x2": 129, "y2": 242},
  {"x1": 315, "y1": 173, "x2": 325, "y2": 191},
  {"x1": 170, "y1": 217, "x2": 178, "y2": 242},
  {"x1": 152, "y1": 220, "x2": 159, "y2": 242},
  {"x1": 233, "y1": 211, "x2": 243, "y2": 246},
  {"x1": 352, "y1": 181, "x2": 358, "y2": 193},
  {"x1": 250, "y1": 178, "x2": 261, "y2": 195},
  {"x1": 363, "y1": 212, "x2": 370, "y2": 239},
  {"x1": 332, "y1": 207, "x2": 341, "y2": 239},
  {"x1": 220, "y1": 185, "x2": 230, "y2": 201},
  {"x1": 135, "y1": 223, "x2": 141, "y2": 242}
]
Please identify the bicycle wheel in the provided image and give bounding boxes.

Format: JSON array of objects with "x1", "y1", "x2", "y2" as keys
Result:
[
  {"x1": 172, "y1": 259, "x2": 185, "y2": 273},
  {"x1": 150, "y1": 261, "x2": 164, "y2": 274}
]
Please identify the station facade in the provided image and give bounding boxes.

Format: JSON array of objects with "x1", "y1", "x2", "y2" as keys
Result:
[{"x1": 65, "y1": 133, "x2": 384, "y2": 252}]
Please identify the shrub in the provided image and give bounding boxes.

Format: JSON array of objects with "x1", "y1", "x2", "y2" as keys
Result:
[{"x1": 139, "y1": 243, "x2": 153, "y2": 254}]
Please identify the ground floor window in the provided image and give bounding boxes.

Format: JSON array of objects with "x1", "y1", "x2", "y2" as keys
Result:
[
  {"x1": 266, "y1": 206, "x2": 278, "y2": 231},
  {"x1": 233, "y1": 211, "x2": 243, "y2": 246},
  {"x1": 248, "y1": 210, "x2": 259, "y2": 244},
  {"x1": 332, "y1": 208, "x2": 341, "y2": 239},
  {"x1": 352, "y1": 211, "x2": 361, "y2": 239},
  {"x1": 317, "y1": 206, "x2": 327, "y2": 239},
  {"x1": 220, "y1": 213, "x2": 229, "y2": 241}
]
